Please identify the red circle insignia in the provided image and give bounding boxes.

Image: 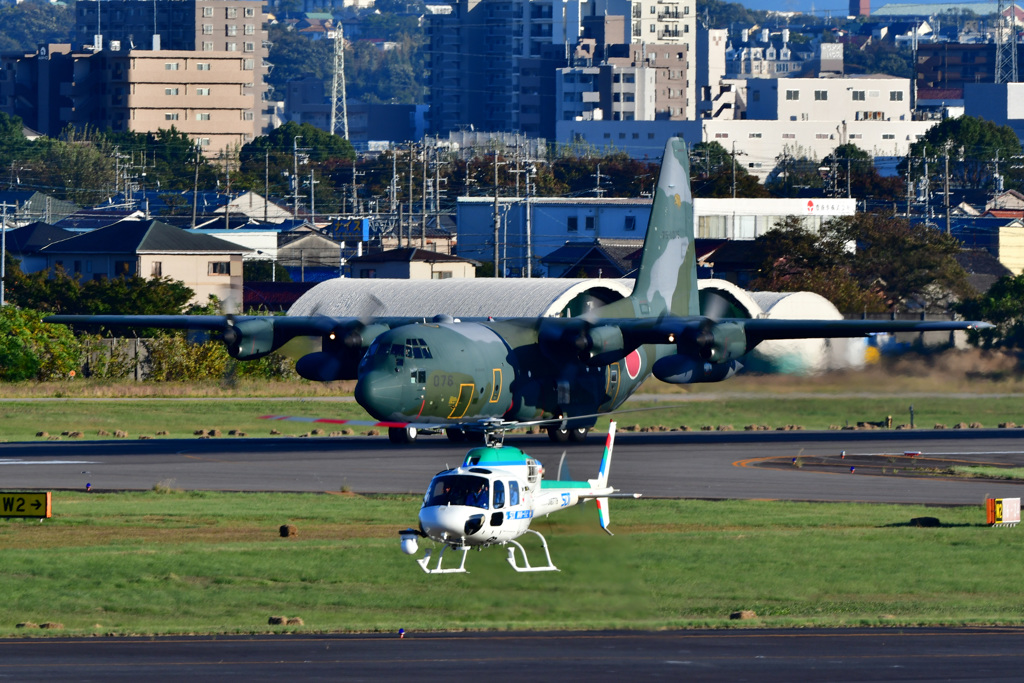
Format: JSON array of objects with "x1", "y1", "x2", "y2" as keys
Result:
[{"x1": 624, "y1": 349, "x2": 642, "y2": 380}]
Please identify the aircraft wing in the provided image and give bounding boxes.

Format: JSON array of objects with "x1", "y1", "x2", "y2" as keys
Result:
[
  {"x1": 546, "y1": 314, "x2": 988, "y2": 358},
  {"x1": 43, "y1": 314, "x2": 443, "y2": 361},
  {"x1": 578, "y1": 315, "x2": 990, "y2": 384}
]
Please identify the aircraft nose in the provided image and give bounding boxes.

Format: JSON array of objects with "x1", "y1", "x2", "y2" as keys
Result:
[
  {"x1": 354, "y1": 369, "x2": 406, "y2": 420},
  {"x1": 419, "y1": 506, "x2": 473, "y2": 544}
]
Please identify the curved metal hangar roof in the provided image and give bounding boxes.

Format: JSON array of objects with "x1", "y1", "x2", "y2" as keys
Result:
[{"x1": 288, "y1": 278, "x2": 634, "y2": 318}]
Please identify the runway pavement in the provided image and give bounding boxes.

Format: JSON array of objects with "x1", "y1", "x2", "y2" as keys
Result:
[
  {"x1": 2, "y1": 428, "x2": 1024, "y2": 504},
  {"x1": 5, "y1": 429, "x2": 1024, "y2": 676},
  {"x1": 3, "y1": 627, "x2": 1024, "y2": 681}
]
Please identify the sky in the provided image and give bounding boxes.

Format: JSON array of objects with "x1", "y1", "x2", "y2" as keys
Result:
[
  {"x1": 736, "y1": 0, "x2": 855, "y2": 14},
  {"x1": 734, "y1": 0, "x2": 998, "y2": 18}
]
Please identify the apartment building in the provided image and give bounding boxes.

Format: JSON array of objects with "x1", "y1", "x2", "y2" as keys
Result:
[
  {"x1": 0, "y1": 45, "x2": 262, "y2": 154},
  {"x1": 426, "y1": 0, "x2": 694, "y2": 135},
  {"x1": 626, "y1": 0, "x2": 696, "y2": 118},
  {"x1": 917, "y1": 43, "x2": 996, "y2": 93},
  {"x1": 82, "y1": 0, "x2": 270, "y2": 133},
  {"x1": 556, "y1": 42, "x2": 686, "y2": 122},
  {"x1": 0, "y1": 0, "x2": 270, "y2": 153},
  {"x1": 557, "y1": 75, "x2": 936, "y2": 178}
]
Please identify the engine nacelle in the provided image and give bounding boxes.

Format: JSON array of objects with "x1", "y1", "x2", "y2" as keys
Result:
[
  {"x1": 294, "y1": 322, "x2": 390, "y2": 382},
  {"x1": 581, "y1": 325, "x2": 627, "y2": 366},
  {"x1": 222, "y1": 318, "x2": 276, "y2": 360},
  {"x1": 295, "y1": 350, "x2": 363, "y2": 382},
  {"x1": 653, "y1": 355, "x2": 743, "y2": 384},
  {"x1": 692, "y1": 321, "x2": 747, "y2": 364}
]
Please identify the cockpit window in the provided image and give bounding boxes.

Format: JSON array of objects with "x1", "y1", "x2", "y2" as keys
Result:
[
  {"x1": 493, "y1": 480, "x2": 505, "y2": 510},
  {"x1": 404, "y1": 338, "x2": 433, "y2": 359},
  {"x1": 424, "y1": 475, "x2": 489, "y2": 509},
  {"x1": 509, "y1": 481, "x2": 520, "y2": 506}
]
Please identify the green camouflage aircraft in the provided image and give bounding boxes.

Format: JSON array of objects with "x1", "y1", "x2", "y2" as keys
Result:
[{"x1": 46, "y1": 138, "x2": 988, "y2": 445}]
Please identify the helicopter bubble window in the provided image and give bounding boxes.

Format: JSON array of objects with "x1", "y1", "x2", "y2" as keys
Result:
[{"x1": 424, "y1": 475, "x2": 490, "y2": 509}]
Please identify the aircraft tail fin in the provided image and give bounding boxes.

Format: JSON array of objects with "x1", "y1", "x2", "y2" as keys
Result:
[
  {"x1": 624, "y1": 137, "x2": 699, "y2": 319},
  {"x1": 593, "y1": 420, "x2": 616, "y2": 490}
]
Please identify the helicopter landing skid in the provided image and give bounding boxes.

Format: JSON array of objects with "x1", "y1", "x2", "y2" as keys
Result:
[
  {"x1": 417, "y1": 544, "x2": 470, "y2": 574},
  {"x1": 505, "y1": 529, "x2": 560, "y2": 572}
]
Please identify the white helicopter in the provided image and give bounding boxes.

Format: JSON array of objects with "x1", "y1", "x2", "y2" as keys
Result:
[{"x1": 399, "y1": 421, "x2": 639, "y2": 573}]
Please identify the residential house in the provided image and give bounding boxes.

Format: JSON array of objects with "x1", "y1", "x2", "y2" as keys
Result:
[
  {"x1": 37, "y1": 219, "x2": 251, "y2": 311},
  {"x1": 348, "y1": 248, "x2": 477, "y2": 279}
]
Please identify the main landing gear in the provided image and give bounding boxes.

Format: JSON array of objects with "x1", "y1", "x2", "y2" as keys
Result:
[
  {"x1": 388, "y1": 426, "x2": 419, "y2": 444},
  {"x1": 546, "y1": 425, "x2": 589, "y2": 443}
]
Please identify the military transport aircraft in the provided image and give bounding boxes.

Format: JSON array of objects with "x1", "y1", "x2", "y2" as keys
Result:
[
  {"x1": 399, "y1": 421, "x2": 637, "y2": 573},
  {"x1": 46, "y1": 138, "x2": 989, "y2": 445}
]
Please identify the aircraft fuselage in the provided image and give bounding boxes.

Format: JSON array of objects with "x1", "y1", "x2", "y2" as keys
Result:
[{"x1": 354, "y1": 320, "x2": 659, "y2": 427}]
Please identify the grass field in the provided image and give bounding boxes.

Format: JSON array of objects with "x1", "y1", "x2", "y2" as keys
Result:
[
  {"x1": 0, "y1": 492, "x2": 1021, "y2": 636},
  {"x1": 0, "y1": 394, "x2": 1022, "y2": 443},
  {"x1": 0, "y1": 350, "x2": 1021, "y2": 442}
]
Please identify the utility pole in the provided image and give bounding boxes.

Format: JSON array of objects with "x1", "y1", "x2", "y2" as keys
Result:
[
  {"x1": 731, "y1": 141, "x2": 737, "y2": 199},
  {"x1": 391, "y1": 148, "x2": 400, "y2": 247},
  {"x1": 292, "y1": 135, "x2": 304, "y2": 222},
  {"x1": 593, "y1": 163, "x2": 605, "y2": 198},
  {"x1": 191, "y1": 143, "x2": 200, "y2": 229},
  {"x1": 493, "y1": 149, "x2": 501, "y2": 277},
  {"x1": 1, "y1": 202, "x2": 8, "y2": 306},
  {"x1": 421, "y1": 145, "x2": 428, "y2": 248},
  {"x1": 350, "y1": 159, "x2": 363, "y2": 215},
  {"x1": 923, "y1": 156, "x2": 930, "y2": 218},
  {"x1": 944, "y1": 145, "x2": 951, "y2": 234},
  {"x1": 408, "y1": 141, "x2": 415, "y2": 249},
  {"x1": 309, "y1": 169, "x2": 317, "y2": 225},
  {"x1": 224, "y1": 152, "x2": 231, "y2": 230},
  {"x1": 264, "y1": 149, "x2": 270, "y2": 223},
  {"x1": 525, "y1": 165, "x2": 535, "y2": 278},
  {"x1": 905, "y1": 157, "x2": 913, "y2": 217}
]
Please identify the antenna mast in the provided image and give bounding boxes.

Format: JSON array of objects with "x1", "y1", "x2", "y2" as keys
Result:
[
  {"x1": 330, "y1": 23, "x2": 349, "y2": 138},
  {"x1": 995, "y1": 0, "x2": 1018, "y2": 83}
]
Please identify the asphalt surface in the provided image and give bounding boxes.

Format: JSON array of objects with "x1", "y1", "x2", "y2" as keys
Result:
[
  {"x1": 3, "y1": 627, "x2": 1024, "y2": 682},
  {"x1": 6, "y1": 429, "x2": 1024, "y2": 679},
  {"x1": 3, "y1": 428, "x2": 1024, "y2": 504}
]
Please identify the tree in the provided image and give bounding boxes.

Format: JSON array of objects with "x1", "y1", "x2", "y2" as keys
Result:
[
  {"x1": 830, "y1": 214, "x2": 971, "y2": 312},
  {"x1": 907, "y1": 115, "x2": 1023, "y2": 191},
  {"x1": 689, "y1": 141, "x2": 769, "y2": 198},
  {"x1": 236, "y1": 121, "x2": 354, "y2": 213},
  {"x1": 956, "y1": 274, "x2": 1024, "y2": 349},
  {"x1": 764, "y1": 153, "x2": 824, "y2": 197},
  {"x1": 8, "y1": 262, "x2": 196, "y2": 316},
  {"x1": 0, "y1": 2, "x2": 75, "y2": 53},
  {"x1": 243, "y1": 259, "x2": 292, "y2": 282},
  {"x1": 32, "y1": 126, "x2": 116, "y2": 206},
  {"x1": 0, "y1": 112, "x2": 31, "y2": 171},
  {"x1": 813, "y1": 143, "x2": 904, "y2": 201},
  {"x1": 0, "y1": 307, "x2": 81, "y2": 382},
  {"x1": 105, "y1": 127, "x2": 220, "y2": 192},
  {"x1": 264, "y1": 25, "x2": 333, "y2": 99},
  {"x1": 750, "y1": 218, "x2": 886, "y2": 313},
  {"x1": 751, "y1": 214, "x2": 972, "y2": 314},
  {"x1": 844, "y1": 41, "x2": 913, "y2": 78}
]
